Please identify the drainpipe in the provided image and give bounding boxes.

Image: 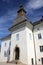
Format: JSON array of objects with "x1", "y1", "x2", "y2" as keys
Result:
[{"x1": 32, "y1": 26, "x2": 37, "y2": 65}]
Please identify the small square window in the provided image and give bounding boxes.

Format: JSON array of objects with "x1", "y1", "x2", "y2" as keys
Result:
[
  {"x1": 38, "y1": 33, "x2": 42, "y2": 39},
  {"x1": 40, "y1": 46, "x2": 43, "y2": 52},
  {"x1": 16, "y1": 34, "x2": 19, "y2": 40}
]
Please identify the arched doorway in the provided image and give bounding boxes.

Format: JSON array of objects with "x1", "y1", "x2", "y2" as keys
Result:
[{"x1": 15, "y1": 46, "x2": 20, "y2": 60}]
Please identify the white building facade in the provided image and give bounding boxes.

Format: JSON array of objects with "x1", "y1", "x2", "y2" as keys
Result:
[{"x1": 0, "y1": 5, "x2": 43, "y2": 65}]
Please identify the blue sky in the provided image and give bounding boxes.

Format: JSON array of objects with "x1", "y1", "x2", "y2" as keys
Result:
[{"x1": 0, "y1": 0, "x2": 43, "y2": 45}]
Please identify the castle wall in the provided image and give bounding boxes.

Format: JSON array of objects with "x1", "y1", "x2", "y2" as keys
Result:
[{"x1": 10, "y1": 27, "x2": 28, "y2": 64}]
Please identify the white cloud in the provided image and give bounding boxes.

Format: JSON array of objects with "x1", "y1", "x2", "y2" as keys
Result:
[
  {"x1": 0, "y1": 9, "x2": 17, "y2": 24},
  {"x1": 0, "y1": 9, "x2": 17, "y2": 32},
  {"x1": 26, "y1": 0, "x2": 43, "y2": 10}
]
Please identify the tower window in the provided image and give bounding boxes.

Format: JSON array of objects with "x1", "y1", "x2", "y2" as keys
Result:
[{"x1": 16, "y1": 34, "x2": 19, "y2": 40}]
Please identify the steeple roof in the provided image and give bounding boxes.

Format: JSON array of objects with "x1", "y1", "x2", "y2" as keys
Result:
[
  {"x1": 17, "y1": 5, "x2": 26, "y2": 17},
  {"x1": 17, "y1": 5, "x2": 26, "y2": 13},
  {"x1": 9, "y1": 5, "x2": 28, "y2": 31}
]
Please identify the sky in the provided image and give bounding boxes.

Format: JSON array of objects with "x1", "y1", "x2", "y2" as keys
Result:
[{"x1": 0, "y1": 0, "x2": 43, "y2": 45}]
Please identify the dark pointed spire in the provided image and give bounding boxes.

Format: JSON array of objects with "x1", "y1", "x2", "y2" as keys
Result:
[{"x1": 17, "y1": 5, "x2": 26, "y2": 17}]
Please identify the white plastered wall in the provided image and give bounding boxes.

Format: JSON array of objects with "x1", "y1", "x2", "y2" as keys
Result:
[
  {"x1": 34, "y1": 22, "x2": 43, "y2": 65},
  {"x1": 10, "y1": 27, "x2": 28, "y2": 64},
  {"x1": 1, "y1": 39, "x2": 11, "y2": 62},
  {"x1": 26, "y1": 21, "x2": 35, "y2": 65}
]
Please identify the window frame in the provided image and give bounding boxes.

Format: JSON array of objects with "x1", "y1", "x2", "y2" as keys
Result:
[
  {"x1": 16, "y1": 34, "x2": 19, "y2": 40},
  {"x1": 38, "y1": 33, "x2": 42, "y2": 39},
  {"x1": 40, "y1": 46, "x2": 43, "y2": 52}
]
